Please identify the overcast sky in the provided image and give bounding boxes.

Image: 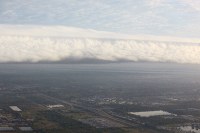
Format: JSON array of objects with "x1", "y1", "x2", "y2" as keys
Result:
[{"x1": 0, "y1": 0, "x2": 200, "y2": 38}]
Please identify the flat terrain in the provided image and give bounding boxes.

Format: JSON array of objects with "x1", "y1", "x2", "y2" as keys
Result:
[{"x1": 0, "y1": 63, "x2": 200, "y2": 133}]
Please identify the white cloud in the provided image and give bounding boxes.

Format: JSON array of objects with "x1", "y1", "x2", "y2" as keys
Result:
[
  {"x1": 147, "y1": 0, "x2": 164, "y2": 7},
  {"x1": 182, "y1": 0, "x2": 200, "y2": 11},
  {"x1": 0, "y1": 0, "x2": 199, "y2": 37},
  {"x1": 0, "y1": 25, "x2": 200, "y2": 64}
]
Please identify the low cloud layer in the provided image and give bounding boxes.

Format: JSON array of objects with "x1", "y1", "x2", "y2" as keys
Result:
[{"x1": 0, "y1": 25, "x2": 200, "y2": 64}]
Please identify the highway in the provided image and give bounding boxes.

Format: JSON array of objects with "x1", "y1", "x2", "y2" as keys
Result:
[{"x1": 38, "y1": 93, "x2": 138, "y2": 128}]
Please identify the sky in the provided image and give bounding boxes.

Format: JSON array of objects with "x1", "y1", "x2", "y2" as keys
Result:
[
  {"x1": 0, "y1": 0, "x2": 200, "y2": 38},
  {"x1": 0, "y1": 0, "x2": 200, "y2": 64}
]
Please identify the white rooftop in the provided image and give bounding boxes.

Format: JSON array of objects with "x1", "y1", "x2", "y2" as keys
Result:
[
  {"x1": 128, "y1": 110, "x2": 172, "y2": 117},
  {"x1": 9, "y1": 106, "x2": 22, "y2": 112}
]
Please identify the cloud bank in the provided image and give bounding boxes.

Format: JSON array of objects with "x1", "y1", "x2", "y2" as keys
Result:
[{"x1": 0, "y1": 25, "x2": 200, "y2": 64}]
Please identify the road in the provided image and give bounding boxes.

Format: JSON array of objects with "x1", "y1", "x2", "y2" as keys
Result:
[{"x1": 38, "y1": 93, "x2": 138, "y2": 128}]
